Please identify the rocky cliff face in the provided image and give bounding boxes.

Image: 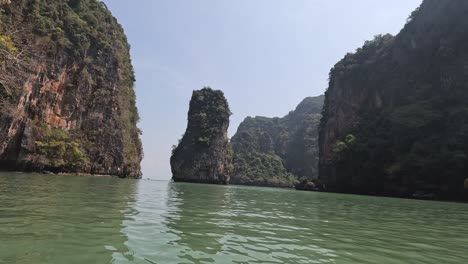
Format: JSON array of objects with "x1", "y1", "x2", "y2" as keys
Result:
[
  {"x1": 0, "y1": 0, "x2": 142, "y2": 178},
  {"x1": 319, "y1": 0, "x2": 468, "y2": 199},
  {"x1": 231, "y1": 96, "x2": 323, "y2": 188},
  {"x1": 170, "y1": 88, "x2": 232, "y2": 184}
]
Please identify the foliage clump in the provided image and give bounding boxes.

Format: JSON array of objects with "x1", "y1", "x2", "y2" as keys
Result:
[
  {"x1": 0, "y1": 34, "x2": 16, "y2": 54},
  {"x1": 33, "y1": 123, "x2": 88, "y2": 168},
  {"x1": 332, "y1": 135, "x2": 356, "y2": 155}
]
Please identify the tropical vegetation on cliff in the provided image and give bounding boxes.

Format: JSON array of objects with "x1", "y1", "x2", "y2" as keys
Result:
[
  {"x1": 0, "y1": 0, "x2": 142, "y2": 177},
  {"x1": 231, "y1": 96, "x2": 323, "y2": 188},
  {"x1": 319, "y1": 0, "x2": 468, "y2": 200}
]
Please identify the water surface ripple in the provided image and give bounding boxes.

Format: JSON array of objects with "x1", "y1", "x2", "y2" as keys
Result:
[{"x1": 1, "y1": 173, "x2": 468, "y2": 263}]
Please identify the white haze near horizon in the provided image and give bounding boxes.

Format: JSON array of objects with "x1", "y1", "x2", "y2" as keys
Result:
[{"x1": 102, "y1": 0, "x2": 422, "y2": 180}]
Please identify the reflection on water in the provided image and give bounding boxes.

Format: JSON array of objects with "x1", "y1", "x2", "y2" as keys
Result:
[
  {"x1": 1, "y1": 173, "x2": 468, "y2": 264},
  {"x1": 163, "y1": 183, "x2": 332, "y2": 263},
  {"x1": 123, "y1": 181, "x2": 468, "y2": 264},
  {"x1": 0, "y1": 172, "x2": 137, "y2": 264}
]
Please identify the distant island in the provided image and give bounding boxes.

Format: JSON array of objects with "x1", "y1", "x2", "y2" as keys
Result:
[{"x1": 231, "y1": 95, "x2": 323, "y2": 190}]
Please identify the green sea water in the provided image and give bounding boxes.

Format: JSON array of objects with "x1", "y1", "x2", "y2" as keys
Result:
[{"x1": 1, "y1": 172, "x2": 468, "y2": 264}]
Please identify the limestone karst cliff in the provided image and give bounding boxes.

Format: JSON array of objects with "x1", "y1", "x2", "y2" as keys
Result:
[
  {"x1": 170, "y1": 88, "x2": 232, "y2": 184},
  {"x1": 319, "y1": 0, "x2": 468, "y2": 199},
  {"x1": 231, "y1": 96, "x2": 323, "y2": 188},
  {"x1": 0, "y1": 0, "x2": 142, "y2": 177}
]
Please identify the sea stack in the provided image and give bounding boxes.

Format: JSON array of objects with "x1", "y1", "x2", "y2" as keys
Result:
[{"x1": 170, "y1": 87, "x2": 233, "y2": 184}]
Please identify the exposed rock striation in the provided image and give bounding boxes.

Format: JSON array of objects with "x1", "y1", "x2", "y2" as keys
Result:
[
  {"x1": 231, "y1": 95, "x2": 323, "y2": 188},
  {"x1": 0, "y1": 0, "x2": 142, "y2": 177},
  {"x1": 171, "y1": 88, "x2": 232, "y2": 184},
  {"x1": 319, "y1": 0, "x2": 468, "y2": 199}
]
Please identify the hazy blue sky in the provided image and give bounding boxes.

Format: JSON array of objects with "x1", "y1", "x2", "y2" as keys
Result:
[{"x1": 103, "y1": 0, "x2": 422, "y2": 180}]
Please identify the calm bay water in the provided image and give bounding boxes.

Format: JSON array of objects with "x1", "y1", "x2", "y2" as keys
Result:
[{"x1": 1, "y1": 173, "x2": 468, "y2": 264}]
